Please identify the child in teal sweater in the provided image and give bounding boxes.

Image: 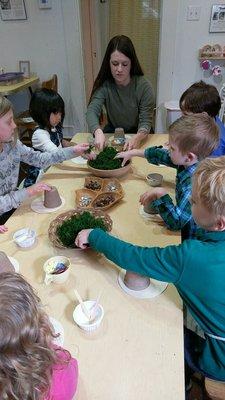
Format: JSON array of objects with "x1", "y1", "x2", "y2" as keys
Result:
[{"x1": 75, "y1": 157, "x2": 225, "y2": 383}]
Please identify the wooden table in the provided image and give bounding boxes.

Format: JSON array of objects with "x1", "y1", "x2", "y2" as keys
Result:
[
  {"x1": 0, "y1": 134, "x2": 184, "y2": 400},
  {"x1": 0, "y1": 75, "x2": 39, "y2": 96}
]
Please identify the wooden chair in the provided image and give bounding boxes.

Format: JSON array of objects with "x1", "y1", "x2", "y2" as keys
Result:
[
  {"x1": 16, "y1": 74, "x2": 58, "y2": 146},
  {"x1": 205, "y1": 377, "x2": 225, "y2": 399}
]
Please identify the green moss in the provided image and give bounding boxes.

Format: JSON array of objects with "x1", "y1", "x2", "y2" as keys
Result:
[
  {"x1": 56, "y1": 211, "x2": 107, "y2": 248},
  {"x1": 88, "y1": 146, "x2": 123, "y2": 170}
]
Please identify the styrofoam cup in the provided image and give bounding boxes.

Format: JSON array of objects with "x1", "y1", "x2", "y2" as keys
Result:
[
  {"x1": 13, "y1": 228, "x2": 36, "y2": 248},
  {"x1": 73, "y1": 300, "x2": 104, "y2": 332}
]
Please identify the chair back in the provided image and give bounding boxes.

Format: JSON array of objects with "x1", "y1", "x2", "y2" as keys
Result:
[
  {"x1": 205, "y1": 377, "x2": 225, "y2": 400},
  {"x1": 42, "y1": 74, "x2": 58, "y2": 91}
]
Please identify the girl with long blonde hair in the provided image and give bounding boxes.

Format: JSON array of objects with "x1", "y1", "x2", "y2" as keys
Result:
[{"x1": 0, "y1": 272, "x2": 78, "y2": 399}]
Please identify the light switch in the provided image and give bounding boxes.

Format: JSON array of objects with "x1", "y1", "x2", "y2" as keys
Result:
[
  {"x1": 38, "y1": 0, "x2": 52, "y2": 9},
  {"x1": 187, "y1": 6, "x2": 201, "y2": 21}
]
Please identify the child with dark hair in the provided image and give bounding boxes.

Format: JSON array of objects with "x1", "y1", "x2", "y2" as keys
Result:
[
  {"x1": 179, "y1": 80, "x2": 225, "y2": 157},
  {"x1": 24, "y1": 88, "x2": 71, "y2": 187}
]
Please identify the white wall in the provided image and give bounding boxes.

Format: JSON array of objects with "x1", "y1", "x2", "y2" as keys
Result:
[
  {"x1": 157, "y1": 0, "x2": 225, "y2": 132},
  {"x1": 0, "y1": 0, "x2": 86, "y2": 137}
]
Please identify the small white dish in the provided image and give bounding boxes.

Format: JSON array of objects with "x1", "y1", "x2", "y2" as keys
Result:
[
  {"x1": 71, "y1": 156, "x2": 87, "y2": 165},
  {"x1": 22, "y1": 117, "x2": 34, "y2": 123},
  {"x1": 73, "y1": 300, "x2": 104, "y2": 332},
  {"x1": 8, "y1": 257, "x2": 19, "y2": 272},
  {"x1": 49, "y1": 317, "x2": 64, "y2": 346},
  {"x1": 31, "y1": 196, "x2": 65, "y2": 214},
  {"x1": 118, "y1": 269, "x2": 168, "y2": 299},
  {"x1": 43, "y1": 256, "x2": 70, "y2": 285},
  {"x1": 13, "y1": 228, "x2": 36, "y2": 248}
]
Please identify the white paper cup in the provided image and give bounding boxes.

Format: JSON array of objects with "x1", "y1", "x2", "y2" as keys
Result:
[
  {"x1": 73, "y1": 300, "x2": 104, "y2": 332},
  {"x1": 13, "y1": 228, "x2": 36, "y2": 248},
  {"x1": 43, "y1": 256, "x2": 70, "y2": 285}
]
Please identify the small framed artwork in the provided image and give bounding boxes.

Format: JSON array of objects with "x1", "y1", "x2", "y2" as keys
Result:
[
  {"x1": 19, "y1": 60, "x2": 30, "y2": 78},
  {"x1": 0, "y1": 0, "x2": 27, "y2": 21},
  {"x1": 209, "y1": 4, "x2": 225, "y2": 32}
]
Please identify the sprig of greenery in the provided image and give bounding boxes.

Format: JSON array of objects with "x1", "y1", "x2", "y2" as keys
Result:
[
  {"x1": 88, "y1": 146, "x2": 123, "y2": 170},
  {"x1": 56, "y1": 211, "x2": 107, "y2": 248}
]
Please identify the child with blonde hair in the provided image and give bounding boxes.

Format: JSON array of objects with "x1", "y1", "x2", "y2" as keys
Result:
[
  {"x1": 116, "y1": 113, "x2": 219, "y2": 240},
  {"x1": 0, "y1": 95, "x2": 91, "y2": 225},
  {"x1": 0, "y1": 272, "x2": 78, "y2": 399},
  {"x1": 76, "y1": 156, "x2": 225, "y2": 388}
]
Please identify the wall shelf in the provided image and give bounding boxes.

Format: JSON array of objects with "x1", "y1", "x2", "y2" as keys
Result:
[{"x1": 199, "y1": 57, "x2": 225, "y2": 60}]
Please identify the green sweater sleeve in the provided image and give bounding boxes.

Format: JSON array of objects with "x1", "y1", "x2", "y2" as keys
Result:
[
  {"x1": 86, "y1": 87, "x2": 106, "y2": 134},
  {"x1": 89, "y1": 228, "x2": 185, "y2": 283},
  {"x1": 137, "y1": 78, "x2": 155, "y2": 133}
]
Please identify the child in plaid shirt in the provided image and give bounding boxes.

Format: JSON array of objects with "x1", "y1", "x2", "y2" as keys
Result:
[{"x1": 116, "y1": 113, "x2": 219, "y2": 240}]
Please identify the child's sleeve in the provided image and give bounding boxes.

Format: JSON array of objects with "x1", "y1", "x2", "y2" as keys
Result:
[
  {"x1": 151, "y1": 183, "x2": 192, "y2": 230},
  {"x1": 32, "y1": 129, "x2": 58, "y2": 152},
  {"x1": 18, "y1": 140, "x2": 74, "y2": 169},
  {"x1": 88, "y1": 228, "x2": 185, "y2": 283},
  {"x1": 0, "y1": 189, "x2": 28, "y2": 215},
  {"x1": 144, "y1": 146, "x2": 177, "y2": 168},
  {"x1": 47, "y1": 349, "x2": 78, "y2": 400}
]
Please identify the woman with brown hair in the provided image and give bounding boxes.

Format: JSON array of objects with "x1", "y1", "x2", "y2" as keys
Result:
[{"x1": 87, "y1": 35, "x2": 155, "y2": 150}]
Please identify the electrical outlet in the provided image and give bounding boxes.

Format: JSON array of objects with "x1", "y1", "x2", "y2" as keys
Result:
[
  {"x1": 38, "y1": 0, "x2": 52, "y2": 9},
  {"x1": 187, "y1": 6, "x2": 201, "y2": 21}
]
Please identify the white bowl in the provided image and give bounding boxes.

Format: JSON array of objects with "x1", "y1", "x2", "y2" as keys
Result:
[
  {"x1": 73, "y1": 300, "x2": 104, "y2": 332},
  {"x1": 146, "y1": 173, "x2": 163, "y2": 187},
  {"x1": 13, "y1": 228, "x2": 36, "y2": 248}
]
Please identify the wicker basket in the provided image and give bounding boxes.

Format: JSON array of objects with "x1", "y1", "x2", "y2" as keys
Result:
[
  {"x1": 92, "y1": 191, "x2": 123, "y2": 210},
  {"x1": 84, "y1": 176, "x2": 103, "y2": 191},
  {"x1": 75, "y1": 189, "x2": 96, "y2": 209},
  {"x1": 48, "y1": 208, "x2": 113, "y2": 249},
  {"x1": 102, "y1": 178, "x2": 124, "y2": 196}
]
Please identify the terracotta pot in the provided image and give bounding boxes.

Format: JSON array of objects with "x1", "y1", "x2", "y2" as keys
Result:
[{"x1": 124, "y1": 271, "x2": 150, "y2": 291}]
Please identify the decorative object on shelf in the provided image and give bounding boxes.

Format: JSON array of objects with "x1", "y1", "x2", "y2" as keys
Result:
[
  {"x1": 200, "y1": 59, "x2": 212, "y2": 71},
  {"x1": 212, "y1": 65, "x2": 222, "y2": 76},
  {"x1": 19, "y1": 61, "x2": 30, "y2": 78},
  {"x1": 211, "y1": 44, "x2": 222, "y2": 57},
  {"x1": 200, "y1": 44, "x2": 212, "y2": 58},
  {"x1": 209, "y1": 4, "x2": 225, "y2": 33},
  {"x1": 0, "y1": 72, "x2": 24, "y2": 85},
  {"x1": 48, "y1": 209, "x2": 112, "y2": 249},
  {"x1": 0, "y1": 0, "x2": 27, "y2": 21},
  {"x1": 199, "y1": 44, "x2": 224, "y2": 59}
]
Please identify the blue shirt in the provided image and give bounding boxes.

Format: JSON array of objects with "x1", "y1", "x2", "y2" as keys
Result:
[{"x1": 211, "y1": 116, "x2": 225, "y2": 157}]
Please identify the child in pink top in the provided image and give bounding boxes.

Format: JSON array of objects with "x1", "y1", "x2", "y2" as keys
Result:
[{"x1": 0, "y1": 273, "x2": 78, "y2": 400}]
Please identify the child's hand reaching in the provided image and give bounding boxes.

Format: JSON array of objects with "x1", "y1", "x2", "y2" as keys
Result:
[
  {"x1": 26, "y1": 182, "x2": 52, "y2": 197},
  {"x1": 140, "y1": 188, "x2": 168, "y2": 205},
  {"x1": 75, "y1": 229, "x2": 93, "y2": 249},
  {"x1": 0, "y1": 225, "x2": 8, "y2": 233},
  {"x1": 115, "y1": 149, "x2": 145, "y2": 167},
  {"x1": 73, "y1": 143, "x2": 96, "y2": 160}
]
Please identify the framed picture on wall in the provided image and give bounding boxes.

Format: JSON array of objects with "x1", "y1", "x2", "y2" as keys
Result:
[
  {"x1": 19, "y1": 61, "x2": 30, "y2": 78},
  {"x1": 209, "y1": 4, "x2": 225, "y2": 32},
  {"x1": 0, "y1": 0, "x2": 27, "y2": 21}
]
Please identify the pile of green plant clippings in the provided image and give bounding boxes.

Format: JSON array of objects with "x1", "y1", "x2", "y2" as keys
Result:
[
  {"x1": 88, "y1": 146, "x2": 125, "y2": 170},
  {"x1": 56, "y1": 211, "x2": 107, "y2": 248}
]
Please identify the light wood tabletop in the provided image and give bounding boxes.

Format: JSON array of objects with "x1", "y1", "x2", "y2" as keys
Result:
[
  {"x1": 0, "y1": 133, "x2": 184, "y2": 400},
  {"x1": 0, "y1": 75, "x2": 39, "y2": 96}
]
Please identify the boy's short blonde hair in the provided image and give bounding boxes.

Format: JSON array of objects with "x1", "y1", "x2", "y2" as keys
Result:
[
  {"x1": 169, "y1": 113, "x2": 219, "y2": 160},
  {"x1": 193, "y1": 157, "x2": 225, "y2": 216},
  {"x1": 0, "y1": 95, "x2": 12, "y2": 117}
]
